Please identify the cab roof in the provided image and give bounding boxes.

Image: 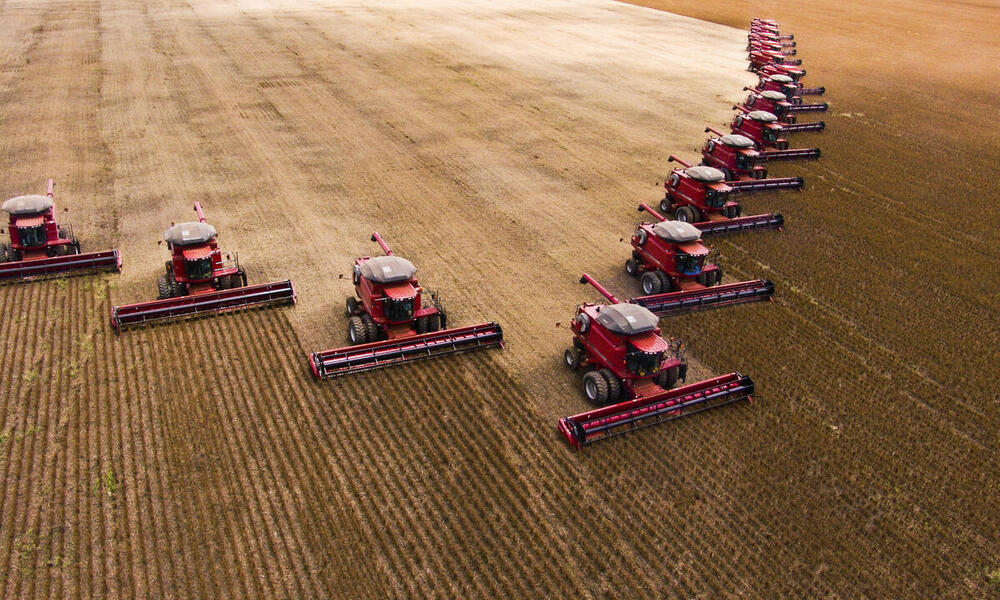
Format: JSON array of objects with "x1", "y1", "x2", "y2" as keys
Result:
[
  {"x1": 595, "y1": 303, "x2": 659, "y2": 337},
  {"x1": 769, "y1": 74, "x2": 794, "y2": 83},
  {"x1": 747, "y1": 110, "x2": 779, "y2": 123},
  {"x1": 760, "y1": 90, "x2": 788, "y2": 102},
  {"x1": 651, "y1": 220, "x2": 701, "y2": 243},
  {"x1": 164, "y1": 221, "x2": 217, "y2": 246},
  {"x1": 684, "y1": 165, "x2": 726, "y2": 183},
  {"x1": 359, "y1": 255, "x2": 417, "y2": 284},
  {"x1": 720, "y1": 134, "x2": 755, "y2": 148},
  {"x1": 2, "y1": 195, "x2": 53, "y2": 216}
]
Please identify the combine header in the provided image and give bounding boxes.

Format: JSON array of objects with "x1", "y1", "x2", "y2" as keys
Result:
[
  {"x1": 558, "y1": 274, "x2": 754, "y2": 449},
  {"x1": 110, "y1": 202, "x2": 295, "y2": 330},
  {"x1": 756, "y1": 73, "x2": 825, "y2": 101},
  {"x1": 730, "y1": 108, "x2": 824, "y2": 152},
  {"x1": 702, "y1": 128, "x2": 820, "y2": 177},
  {"x1": 658, "y1": 154, "x2": 797, "y2": 232},
  {"x1": 625, "y1": 204, "x2": 774, "y2": 315},
  {"x1": 0, "y1": 179, "x2": 121, "y2": 282},
  {"x1": 740, "y1": 89, "x2": 827, "y2": 124},
  {"x1": 309, "y1": 232, "x2": 502, "y2": 379}
]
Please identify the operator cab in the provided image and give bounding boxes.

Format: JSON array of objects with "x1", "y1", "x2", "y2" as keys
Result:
[
  {"x1": 684, "y1": 166, "x2": 730, "y2": 207},
  {"x1": 594, "y1": 303, "x2": 668, "y2": 378},
  {"x1": 357, "y1": 255, "x2": 419, "y2": 323},
  {"x1": 651, "y1": 220, "x2": 708, "y2": 276},
  {"x1": 719, "y1": 134, "x2": 759, "y2": 169},
  {"x1": 163, "y1": 221, "x2": 218, "y2": 282},
  {"x1": 2, "y1": 195, "x2": 52, "y2": 248}
]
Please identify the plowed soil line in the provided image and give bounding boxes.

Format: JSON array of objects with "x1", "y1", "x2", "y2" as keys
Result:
[{"x1": 1, "y1": 0, "x2": 997, "y2": 598}]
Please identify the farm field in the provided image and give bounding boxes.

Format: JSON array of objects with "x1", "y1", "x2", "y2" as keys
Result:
[{"x1": 1, "y1": 0, "x2": 998, "y2": 598}]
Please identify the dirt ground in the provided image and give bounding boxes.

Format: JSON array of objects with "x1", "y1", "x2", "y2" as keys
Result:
[{"x1": 1, "y1": 0, "x2": 997, "y2": 598}]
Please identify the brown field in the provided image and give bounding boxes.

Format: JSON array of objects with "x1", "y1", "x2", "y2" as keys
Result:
[{"x1": 1, "y1": 0, "x2": 997, "y2": 598}]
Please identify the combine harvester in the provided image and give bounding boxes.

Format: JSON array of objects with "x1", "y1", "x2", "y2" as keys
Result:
[
  {"x1": 730, "y1": 108, "x2": 824, "y2": 152},
  {"x1": 756, "y1": 73, "x2": 825, "y2": 102},
  {"x1": 658, "y1": 155, "x2": 791, "y2": 236},
  {"x1": 625, "y1": 204, "x2": 773, "y2": 316},
  {"x1": 309, "y1": 232, "x2": 503, "y2": 379},
  {"x1": 702, "y1": 128, "x2": 820, "y2": 180},
  {"x1": 558, "y1": 274, "x2": 754, "y2": 449},
  {"x1": 110, "y1": 202, "x2": 295, "y2": 330},
  {"x1": 0, "y1": 179, "x2": 121, "y2": 282},
  {"x1": 740, "y1": 88, "x2": 827, "y2": 124}
]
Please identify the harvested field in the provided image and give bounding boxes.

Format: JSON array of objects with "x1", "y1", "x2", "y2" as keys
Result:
[{"x1": 1, "y1": 0, "x2": 998, "y2": 598}]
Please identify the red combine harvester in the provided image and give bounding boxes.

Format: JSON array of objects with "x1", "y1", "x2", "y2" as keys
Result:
[
  {"x1": 748, "y1": 33, "x2": 795, "y2": 50},
  {"x1": 747, "y1": 39, "x2": 796, "y2": 57},
  {"x1": 658, "y1": 154, "x2": 795, "y2": 235},
  {"x1": 756, "y1": 73, "x2": 825, "y2": 101},
  {"x1": 730, "y1": 108, "x2": 824, "y2": 152},
  {"x1": 558, "y1": 274, "x2": 755, "y2": 449},
  {"x1": 0, "y1": 179, "x2": 121, "y2": 282},
  {"x1": 702, "y1": 128, "x2": 820, "y2": 179},
  {"x1": 758, "y1": 62, "x2": 807, "y2": 81},
  {"x1": 110, "y1": 202, "x2": 295, "y2": 330},
  {"x1": 740, "y1": 89, "x2": 827, "y2": 124},
  {"x1": 625, "y1": 204, "x2": 774, "y2": 316},
  {"x1": 309, "y1": 232, "x2": 503, "y2": 379}
]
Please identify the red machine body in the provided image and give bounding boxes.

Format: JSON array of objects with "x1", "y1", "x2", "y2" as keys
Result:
[
  {"x1": 0, "y1": 179, "x2": 121, "y2": 282},
  {"x1": 740, "y1": 89, "x2": 827, "y2": 124},
  {"x1": 110, "y1": 202, "x2": 295, "y2": 329},
  {"x1": 309, "y1": 232, "x2": 503, "y2": 378},
  {"x1": 756, "y1": 73, "x2": 825, "y2": 101},
  {"x1": 660, "y1": 154, "x2": 800, "y2": 225},
  {"x1": 625, "y1": 204, "x2": 774, "y2": 315},
  {"x1": 730, "y1": 108, "x2": 824, "y2": 152},
  {"x1": 703, "y1": 127, "x2": 820, "y2": 176},
  {"x1": 558, "y1": 274, "x2": 754, "y2": 449},
  {"x1": 758, "y1": 62, "x2": 806, "y2": 80}
]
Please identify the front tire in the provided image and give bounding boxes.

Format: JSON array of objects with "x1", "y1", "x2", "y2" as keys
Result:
[
  {"x1": 655, "y1": 271, "x2": 673, "y2": 293},
  {"x1": 656, "y1": 365, "x2": 680, "y2": 389},
  {"x1": 348, "y1": 316, "x2": 367, "y2": 345},
  {"x1": 361, "y1": 313, "x2": 380, "y2": 342},
  {"x1": 157, "y1": 277, "x2": 171, "y2": 300},
  {"x1": 598, "y1": 368, "x2": 621, "y2": 403},
  {"x1": 583, "y1": 371, "x2": 609, "y2": 405},
  {"x1": 641, "y1": 271, "x2": 662, "y2": 295}
]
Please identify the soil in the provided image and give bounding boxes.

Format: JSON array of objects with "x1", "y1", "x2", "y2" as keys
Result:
[{"x1": 1, "y1": 0, "x2": 997, "y2": 598}]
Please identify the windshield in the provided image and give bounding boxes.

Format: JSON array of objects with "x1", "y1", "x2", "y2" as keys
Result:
[
  {"x1": 385, "y1": 297, "x2": 414, "y2": 322},
  {"x1": 675, "y1": 251, "x2": 701, "y2": 275},
  {"x1": 18, "y1": 225, "x2": 46, "y2": 247},
  {"x1": 736, "y1": 154, "x2": 755, "y2": 169},
  {"x1": 763, "y1": 129, "x2": 777, "y2": 142},
  {"x1": 626, "y1": 349, "x2": 663, "y2": 377},
  {"x1": 184, "y1": 257, "x2": 213, "y2": 281},
  {"x1": 705, "y1": 189, "x2": 725, "y2": 208}
]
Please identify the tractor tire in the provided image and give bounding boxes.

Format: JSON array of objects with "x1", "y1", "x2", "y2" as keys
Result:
[
  {"x1": 217, "y1": 275, "x2": 231, "y2": 290},
  {"x1": 348, "y1": 316, "x2": 368, "y2": 345},
  {"x1": 415, "y1": 316, "x2": 429, "y2": 334},
  {"x1": 564, "y1": 348, "x2": 580, "y2": 370},
  {"x1": 660, "y1": 198, "x2": 673, "y2": 214},
  {"x1": 625, "y1": 258, "x2": 639, "y2": 277},
  {"x1": 0, "y1": 243, "x2": 8, "y2": 263},
  {"x1": 640, "y1": 271, "x2": 662, "y2": 295},
  {"x1": 655, "y1": 271, "x2": 673, "y2": 293},
  {"x1": 583, "y1": 371, "x2": 609, "y2": 406},
  {"x1": 426, "y1": 313, "x2": 441, "y2": 332},
  {"x1": 361, "y1": 313, "x2": 380, "y2": 342},
  {"x1": 720, "y1": 167, "x2": 734, "y2": 181},
  {"x1": 712, "y1": 267, "x2": 723, "y2": 286},
  {"x1": 169, "y1": 279, "x2": 185, "y2": 298},
  {"x1": 675, "y1": 206, "x2": 695, "y2": 223},
  {"x1": 345, "y1": 297, "x2": 359, "y2": 317},
  {"x1": 656, "y1": 365, "x2": 680, "y2": 389},
  {"x1": 72, "y1": 240, "x2": 80, "y2": 254},
  {"x1": 598, "y1": 368, "x2": 621, "y2": 403},
  {"x1": 157, "y1": 277, "x2": 171, "y2": 300},
  {"x1": 724, "y1": 205, "x2": 740, "y2": 219},
  {"x1": 436, "y1": 310, "x2": 447, "y2": 331},
  {"x1": 235, "y1": 269, "x2": 248, "y2": 288}
]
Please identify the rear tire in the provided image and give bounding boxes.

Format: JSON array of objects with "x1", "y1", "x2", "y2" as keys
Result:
[
  {"x1": 660, "y1": 198, "x2": 672, "y2": 214},
  {"x1": 625, "y1": 258, "x2": 639, "y2": 277},
  {"x1": 598, "y1": 368, "x2": 621, "y2": 403},
  {"x1": 564, "y1": 348, "x2": 580, "y2": 370},
  {"x1": 655, "y1": 271, "x2": 673, "y2": 293},
  {"x1": 675, "y1": 206, "x2": 696, "y2": 223},
  {"x1": 724, "y1": 204, "x2": 740, "y2": 219},
  {"x1": 640, "y1": 271, "x2": 661, "y2": 295},
  {"x1": 169, "y1": 280, "x2": 185, "y2": 298},
  {"x1": 348, "y1": 316, "x2": 367, "y2": 345},
  {"x1": 156, "y1": 277, "x2": 171, "y2": 300},
  {"x1": 0, "y1": 243, "x2": 8, "y2": 263},
  {"x1": 415, "y1": 316, "x2": 429, "y2": 334},
  {"x1": 345, "y1": 297, "x2": 359, "y2": 316},
  {"x1": 583, "y1": 371, "x2": 609, "y2": 406},
  {"x1": 712, "y1": 267, "x2": 723, "y2": 286}
]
